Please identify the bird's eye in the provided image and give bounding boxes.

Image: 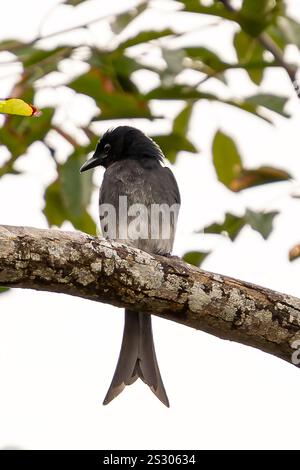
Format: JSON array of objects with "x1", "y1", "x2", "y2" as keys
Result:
[{"x1": 104, "y1": 143, "x2": 111, "y2": 153}]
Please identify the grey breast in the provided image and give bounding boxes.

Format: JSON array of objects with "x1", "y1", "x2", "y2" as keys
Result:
[{"x1": 99, "y1": 159, "x2": 180, "y2": 255}]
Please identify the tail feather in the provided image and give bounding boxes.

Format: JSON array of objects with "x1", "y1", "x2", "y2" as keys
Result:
[{"x1": 103, "y1": 310, "x2": 169, "y2": 407}]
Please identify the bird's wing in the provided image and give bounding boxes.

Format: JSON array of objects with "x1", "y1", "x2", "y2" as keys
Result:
[{"x1": 160, "y1": 166, "x2": 181, "y2": 205}]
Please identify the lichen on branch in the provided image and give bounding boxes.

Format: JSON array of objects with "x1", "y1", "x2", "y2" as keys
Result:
[{"x1": 1, "y1": 224, "x2": 300, "y2": 367}]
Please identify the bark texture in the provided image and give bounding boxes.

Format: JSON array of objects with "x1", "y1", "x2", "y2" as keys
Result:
[{"x1": 1, "y1": 224, "x2": 300, "y2": 366}]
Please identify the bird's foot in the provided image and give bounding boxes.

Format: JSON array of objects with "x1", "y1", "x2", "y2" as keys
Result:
[{"x1": 164, "y1": 254, "x2": 182, "y2": 261}]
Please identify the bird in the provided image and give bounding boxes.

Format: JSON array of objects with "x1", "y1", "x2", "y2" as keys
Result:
[{"x1": 80, "y1": 126, "x2": 181, "y2": 407}]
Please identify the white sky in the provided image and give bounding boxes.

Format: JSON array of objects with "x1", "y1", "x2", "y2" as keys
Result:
[{"x1": 0, "y1": 0, "x2": 300, "y2": 450}]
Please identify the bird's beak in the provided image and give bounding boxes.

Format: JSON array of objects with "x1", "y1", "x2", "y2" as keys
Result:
[{"x1": 80, "y1": 152, "x2": 104, "y2": 173}]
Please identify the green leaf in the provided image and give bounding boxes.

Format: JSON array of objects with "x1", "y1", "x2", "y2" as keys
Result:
[
  {"x1": 167, "y1": 103, "x2": 196, "y2": 162},
  {"x1": 69, "y1": 70, "x2": 115, "y2": 103},
  {"x1": 43, "y1": 147, "x2": 97, "y2": 234},
  {"x1": 146, "y1": 85, "x2": 212, "y2": 100},
  {"x1": 0, "y1": 287, "x2": 9, "y2": 294},
  {"x1": 93, "y1": 108, "x2": 151, "y2": 121},
  {"x1": 178, "y1": 0, "x2": 237, "y2": 22},
  {"x1": 239, "y1": 0, "x2": 279, "y2": 36},
  {"x1": 152, "y1": 133, "x2": 197, "y2": 163},
  {"x1": 201, "y1": 210, "x2": 278, "y2": 241},
  {"x1": 277, "y1": 16, "x2": 300, "y2": 49},
  {"x1": 118, "y1": 28, "x2": 174, "y2": 50},
  {"x1": 89, "y1": 49, "x2": 159, "y2": 77},
  {"x1": 44, "y1": 179, "x2": 96, "y2": 234},
  {"x1": 146, "y1": 86, "x2": 273, "y2": 122},
  {"x1": 245, "y1": 209, "x2": 279, "y2": 240},
  {"x1": 0, "y1": 126, "x2": 26, "y2": 158},
  {"x1": 244, "y1": 93, "x2": 290, "y2": 117},
  {"x1": 173, "y1": 103, "x2": 194, "y2": 136},
  {"x1": 212, "y1": 131, "x2": 242, "y2": 188},
  {"x1": 229, "y1": 165, "x2": 291, "y2": 192},
  {"x1": 184, "y1": 46, "x2": 228, "y2": 84},
  {"x1": 0, "y1": 107, "x2": 54, "y2": 160},
  {"x1": 25, "y1": 107, "x2": 55, "y2": 144},
  {"x1": 223, "y1": 98, "x2": 273, "y2": 124},
  {"x1": 185, "y1": 46, "x2": 228, "y2": 72},
  {"x1": 110, "y1": 2, "x2": 148, "y2": 34},
  {"x1": 183, "y1": 251, "x2": 210, "y2": 267},
  {"x1": 64, "y1": 0, "x2": 87, "y2": 5},
  {"x1": 202, "y1": 213, "x2": 245, "y2": 241},
  {"x1": 266, "y1": 24, "x2": 287, "y2": 51},
  {"x1": 22, "y1": 47, "x2": 72, "y2": 68},
  {"x1": 69, "y1": 70, "x2": 151, "y2": 120},
  {"x1": 43, "y1": 181, "x2": 68, "y2": 227},
  {"x1": 233, "y1": 31, "x2": 265, "y2": 85},
  {"x1": 60, "y1": 149, "x2": 94, "y2": 219},
  {"x1": 88, "y1": 49, "x2": 158, "y2": 97},
  {"x1": 0, "y1": 45, "x2": 73, "y2": 83},
  {"x1": 0, "y1": 39, "x2": 26, "y2": 53},
  {"x1": 74, "y1": 210, "x2": 97, "y2": 235}
]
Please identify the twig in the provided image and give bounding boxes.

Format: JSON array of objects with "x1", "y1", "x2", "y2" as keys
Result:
[
  {"x1": 52, "y1": 125, "x2": 80, "y2": 148},
  {"x1": 259, "y1": 32, "x2": 297, "y2": 83},
  {"x1": 194, "y1": 60, "x2": 280, "y2": 88},
  {"x1": 32, "y1": 12, "x2": 113, "y2": 45}
]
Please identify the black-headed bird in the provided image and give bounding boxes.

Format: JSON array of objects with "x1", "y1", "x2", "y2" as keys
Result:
[{"x1": 80, "y1": 126, "x2": 180, "y2": 407}]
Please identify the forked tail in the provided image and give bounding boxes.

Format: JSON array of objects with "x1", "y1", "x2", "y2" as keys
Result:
[{"x1": 103, "y1": 309, "x2": 169, "y2": 407}]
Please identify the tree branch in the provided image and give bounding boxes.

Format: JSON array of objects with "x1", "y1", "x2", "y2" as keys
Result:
[{"x1": 1, "y1": 224, "x2": 300, "y2": 367}]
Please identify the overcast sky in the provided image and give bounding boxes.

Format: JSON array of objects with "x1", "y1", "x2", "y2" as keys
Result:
[{"x1": 1, "y1": 0, "x2": 300, "y2": 450}]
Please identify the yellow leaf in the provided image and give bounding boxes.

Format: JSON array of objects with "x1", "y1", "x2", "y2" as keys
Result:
[{"x1": 0, "y1": 98, "x2": 41, "y2": 116}]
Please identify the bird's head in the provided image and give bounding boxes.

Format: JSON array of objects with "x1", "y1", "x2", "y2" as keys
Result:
[{"x1": 80, "y1": 126, "x2": 164, "y2": 172}]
